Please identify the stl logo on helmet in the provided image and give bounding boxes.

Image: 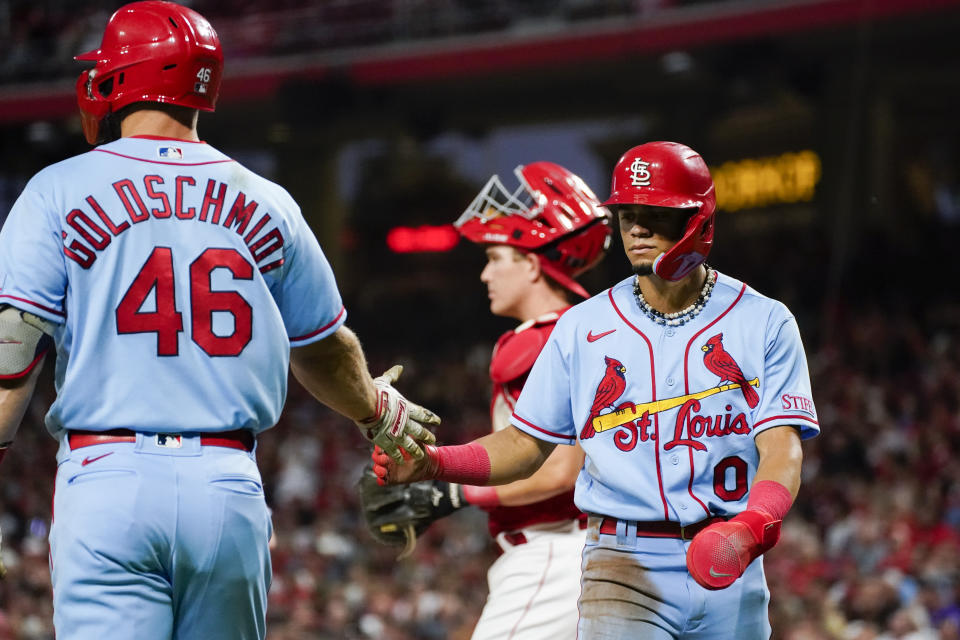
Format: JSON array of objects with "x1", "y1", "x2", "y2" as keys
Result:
[{"x1": 629, "y1": 158, "x2": 652, "y2": 187}]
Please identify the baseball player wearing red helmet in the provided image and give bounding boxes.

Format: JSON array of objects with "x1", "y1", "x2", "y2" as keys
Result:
[
  {"x1": 0, "y1": 3, "x2": 437, "y2": 639},
  {"x1": 374, "y1": 142, "x2": 819, "y2": 639}
]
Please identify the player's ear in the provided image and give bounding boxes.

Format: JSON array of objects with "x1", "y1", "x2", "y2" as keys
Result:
[{"x1": 523, "y1": 251, "x2": 543, "y2": 284}]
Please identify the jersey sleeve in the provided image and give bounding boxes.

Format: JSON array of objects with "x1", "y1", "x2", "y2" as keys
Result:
[
  {"x1": 275, "y1": 211, "x2": 346, "y2": 346},
  {"x1": 0, "y1": 183, "x2": 67, "y2": 323},
  {"x1": 509, "y1": 329, "x2": 577, "y2": 445},
  {"x1": 753, "y1": 312, "x2": 819, "y2": 439}
]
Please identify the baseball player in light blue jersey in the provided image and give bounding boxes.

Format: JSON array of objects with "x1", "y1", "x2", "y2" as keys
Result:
[
  {"x1": 374, "y1": 141, "x2": 819, "y2": 639},
  {"x1": 0, "y1": 3, "x2": 437, "y2": 639}
]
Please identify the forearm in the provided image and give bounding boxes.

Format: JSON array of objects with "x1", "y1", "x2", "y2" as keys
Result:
[
  {"x1": 489, "y1": 441, "x2": 582, "y2": 505},
  {"x1": 0, "y1": 362, "x2": 44, "y2": 446},
  {"x1": 753, "y1": 425, "x2": 803, "y2": 499},
  {"x1": 435, "y1": 427, "x2": 553, "y2": 486},
  {"x1": 289, "y1": 326, "x2": 377, "y2": 421}
]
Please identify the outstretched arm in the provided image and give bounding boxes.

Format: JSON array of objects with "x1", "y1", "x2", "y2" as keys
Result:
[
  {"x1": 373, "y1": 425, "x2": 555, "y2": 486},
  {"x1": 290, "y1": 325, "x2": 378, "y2": 421},
  {"x1": 466, "y1": 441, "x2": 582, "y2": 507},
  {"x1": 290, "y1": 325, "x2": 439, "y2": 461}
]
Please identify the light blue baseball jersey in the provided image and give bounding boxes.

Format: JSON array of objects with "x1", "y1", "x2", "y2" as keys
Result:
[
  {"x1": 0, "y1": 136, "x2": 345, "y2": 436},
  {"x1": 510, "y1": 272, "x2": 819, "y2": 524}
]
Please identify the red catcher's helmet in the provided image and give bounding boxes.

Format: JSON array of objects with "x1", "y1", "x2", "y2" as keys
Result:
[
  {"x1": 604, "y1": 141, "x2": 716, "y2": 281},
  {"x1": 75, "y1": 1, "x2": 223, "y2": 145},
  {"x1": 455, "y1": 162, "x2": 612, "y2": 298}
]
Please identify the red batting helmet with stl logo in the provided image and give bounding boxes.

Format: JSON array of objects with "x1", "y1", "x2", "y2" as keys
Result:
[
  {"x1": 455, "y1": 162, "x2": 612, "y2": 298},
  {"x1": 604, "y1": 142, "x2": 716, "y2": 281},
  {"x1": 75, "y1": 1, "x2": 223, "y2": 145}
]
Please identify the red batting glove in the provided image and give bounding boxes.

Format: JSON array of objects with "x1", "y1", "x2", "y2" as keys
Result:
[
  {"x1": 686, "y1": 510, "x2": 781, "y2": 590},
  {"x1": 372, "y1": 445, "x2": 439, "y2": 486},
  {"x1": 686, "y1": 480, "x2": 792, "y2": 590}
]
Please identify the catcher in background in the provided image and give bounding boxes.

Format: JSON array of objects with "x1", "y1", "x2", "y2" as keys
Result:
[{"x1": 361, "y1": 161, "x2": 611, "y2": 639}]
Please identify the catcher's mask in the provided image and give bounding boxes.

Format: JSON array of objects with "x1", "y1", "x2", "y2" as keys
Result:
[
  {"x1": 75, "y1": 0, "x2": 223, "y2": 145},
  {"x1": 454, "y1": 161, "x2": 612, "y2": 299},
  {"x1": 603, "y1": 141, "x2": 716, "y2": 282}
]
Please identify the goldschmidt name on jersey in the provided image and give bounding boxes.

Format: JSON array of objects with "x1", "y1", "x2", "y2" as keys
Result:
[{"x1": 61, "y1": 170, "x2": 283, "y2": 273}]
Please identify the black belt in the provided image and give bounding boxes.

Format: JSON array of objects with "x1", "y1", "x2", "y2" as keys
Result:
[{"x1": 597, "y1": 516, "x2": 728, "y2": 541}]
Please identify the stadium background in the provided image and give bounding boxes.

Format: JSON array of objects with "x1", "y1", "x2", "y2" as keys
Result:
[{"x1": 2, "y1": 0, "x2": 960, "y2": 637}]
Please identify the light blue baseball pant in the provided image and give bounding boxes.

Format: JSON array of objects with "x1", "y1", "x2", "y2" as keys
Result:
[
  {"x1": 50, "y1": 433, "x2": 272, "y2": 640},
  {"x1": 577, "y1": 516, "x2": 771, "y2": 639}
]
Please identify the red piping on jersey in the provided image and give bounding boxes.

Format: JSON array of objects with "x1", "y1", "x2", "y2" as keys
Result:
[
  {"x1": 511, "y1": 413, "x2": 575, "y2": 441},
  {"x1": 290, "y1": 306, "x2": 346, "y2": 342},
  {"x1": 754, "y1": 414, "x2": 819, "y2": 428},
  {"x1": 682, "y1": 281, "x2": 747, "y2": 517},
  {"x1": 129, "y1": 135, "x2": 206, "y2": 143},
  {"x1": 93, "y1": 148, "x2": 235, "y2": 166},
  {"x1": 507, "y1": 540, "x2": 555, "y2": 639},
  {"x1": 608, "y1": 287, "x2": 669, "y2": 520},
  {"x1": 0, "y1": 293, "x2": 65, "y2": 317}
]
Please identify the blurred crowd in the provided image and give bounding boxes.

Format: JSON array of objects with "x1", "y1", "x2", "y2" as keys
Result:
[
  {"x1": 0, "y1": 274, "x2": 958, "y2": 638},
  {"x1": 0, "y1": 0, "x2": 690, "y2": 83}
]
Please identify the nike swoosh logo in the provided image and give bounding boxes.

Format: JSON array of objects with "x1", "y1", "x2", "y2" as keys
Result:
[
  {"x1": 709, "y1": 567, "x2": 734, "y2": 578},
  {"x1": 587, "y1": 329, "x2": 616, "y2": 343},
  {"x1": 81, "y1": 452, "x2": 114, "y2": 466},
  {"x1": 0, "y1": 339, "x2": 22, "y2": 344}
]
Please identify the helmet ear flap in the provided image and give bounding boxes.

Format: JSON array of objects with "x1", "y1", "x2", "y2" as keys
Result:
[{"x1": 76, "y1": 69, "x2": 112, "y2": 145}]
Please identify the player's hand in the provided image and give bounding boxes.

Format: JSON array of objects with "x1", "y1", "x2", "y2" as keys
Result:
[
  {"x1": 356, "y1": 365, "x2": 439, "y2": 463},
  {"x1": 686, "y1": 510, "x2": 781, "y2": 590},
  {"x1": 372, "y1": 445, "x2": 440, "y2": 486}
]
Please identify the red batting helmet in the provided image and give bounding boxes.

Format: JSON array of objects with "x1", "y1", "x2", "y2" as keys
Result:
[
  {"x1": 455, "y1": 162, "x2": 612, "y2": 298},
  {"x1": 604, "y1": 142, "x2": 716, "y2": 281},
  {"x1": 75, "y1": 1, "x2": 223, "y2": 145}
]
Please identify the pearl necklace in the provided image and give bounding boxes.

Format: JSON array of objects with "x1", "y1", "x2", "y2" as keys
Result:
[{"x1": 633, "y1": 268, "x2": 717, "y2": 327}]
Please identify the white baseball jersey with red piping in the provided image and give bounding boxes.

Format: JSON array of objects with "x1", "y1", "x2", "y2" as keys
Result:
[
  {"x1": 0, "y1": 136, "x2": 345, "y2": 437},
  {"x1": 509, "y1": 271, "x2": 818, "y2": 524}
]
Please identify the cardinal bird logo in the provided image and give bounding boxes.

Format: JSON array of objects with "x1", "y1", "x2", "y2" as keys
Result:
[
  {"x1": 581, "y1": 356, "x2": 627, "y2": 439},
  {"x1": 701, "y1": 333, "x2": 759, "y2": 408}
]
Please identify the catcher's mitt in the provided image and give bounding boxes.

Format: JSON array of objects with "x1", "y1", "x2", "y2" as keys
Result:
[{"x1": 358, "y1": 464, "x2": 463, "y2": 559}]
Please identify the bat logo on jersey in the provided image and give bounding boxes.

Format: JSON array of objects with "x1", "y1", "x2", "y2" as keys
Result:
[
  {"x1": 580, "y1": 356, "x2": 626, "y2": 440},
  {"x1": 701, "y1": 333, "x2": 759, "y2": 408},
  {"x1": 579, "y1": 348, "x2": 761, "y2": 452}
]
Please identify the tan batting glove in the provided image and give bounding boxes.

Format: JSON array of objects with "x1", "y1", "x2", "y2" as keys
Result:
[{"x1": 356, "y1": 365, "x2": 439, "y2": 463}]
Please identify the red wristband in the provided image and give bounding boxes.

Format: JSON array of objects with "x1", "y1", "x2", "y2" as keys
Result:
[
  {"x1": 431, "y1": 442, "x2": 491, "y2": 485},
  {"x1": 746, "y1": 480, "x2": 793, "y2": 520},
  {"x1": 462, "y1": 484, "x2": 500, "y2": 508}
]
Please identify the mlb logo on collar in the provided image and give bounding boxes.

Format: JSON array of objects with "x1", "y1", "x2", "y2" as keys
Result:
[{"x1": 158, "y1": 146, "x2": 183, "y2": 160}]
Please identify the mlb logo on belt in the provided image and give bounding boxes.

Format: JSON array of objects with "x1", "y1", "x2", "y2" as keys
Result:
[
  {"x1": 155, "y1": 434, "x2": 182, "y2": 448},
  {"x1": 158, "y1": 146, "x2": 183, "y2": 159}
]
